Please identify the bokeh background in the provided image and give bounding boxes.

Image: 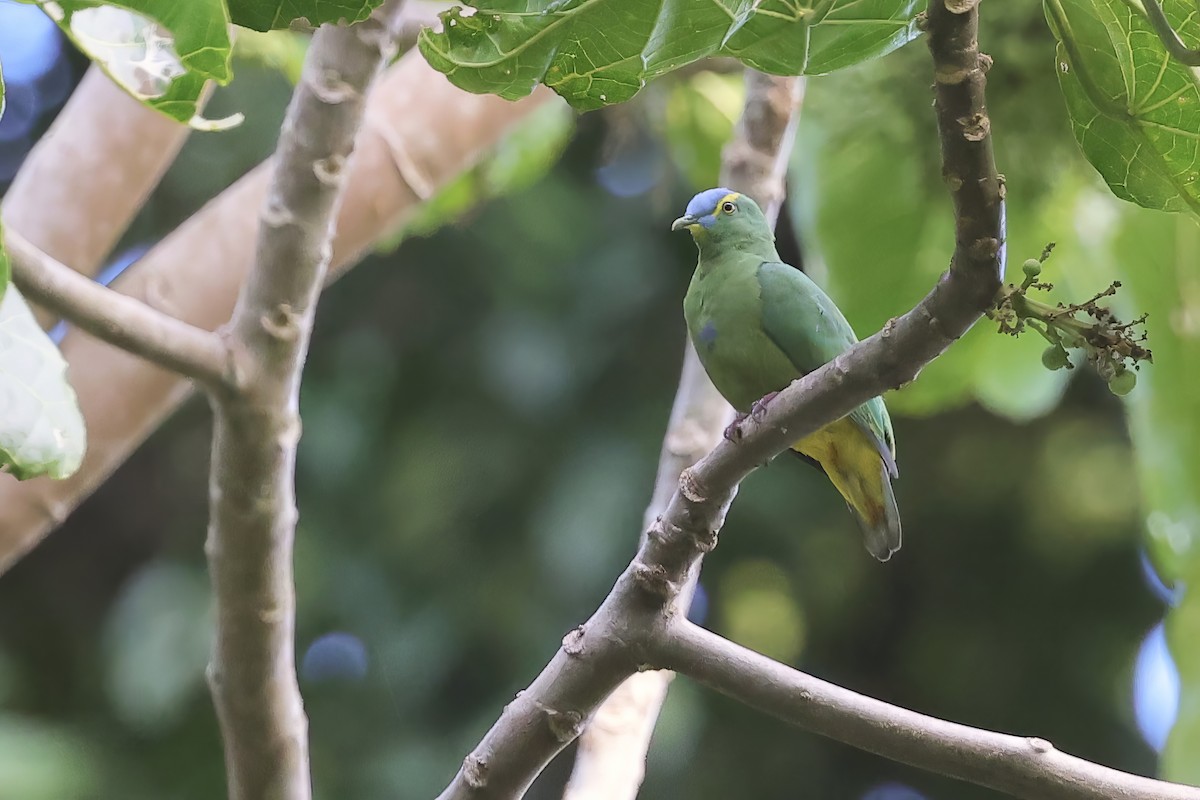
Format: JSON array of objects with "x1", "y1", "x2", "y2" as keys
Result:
[{"x1": 0, "y1": 2, "x2": 1191, "y2": 799}]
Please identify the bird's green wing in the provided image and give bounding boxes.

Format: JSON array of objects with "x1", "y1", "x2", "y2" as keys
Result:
[{"x1": 756, "y1": 261, "x2": 898, "y2": 476}]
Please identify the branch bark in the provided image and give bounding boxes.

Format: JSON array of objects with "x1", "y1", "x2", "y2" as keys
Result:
[
  {"x1": 5, "y1": 229, "x2": 230, "y2": 386},
  {"x1": 653, "y1": 620, "x2": 1200, "y2": 800},
  {"x1": 562, "y1": 70, "x2": 803, "y2": 800},
  {"x1": 0, "y1": 53, "x2": 555, "y2": 572},
  {"x1": 0, "y1": 66, "x2": 205, "y2": 327},
  {"x1": 434, "y1": 4, "x2": 1195, "y2": 799},
  {"x1": 203, "y1": 8, "x2": 403, "y2": 799}
]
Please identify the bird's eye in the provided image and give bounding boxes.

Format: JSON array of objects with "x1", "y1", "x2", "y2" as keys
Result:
[{"x1": 721, "y1": 201, "x2": 737, "y2": 214}]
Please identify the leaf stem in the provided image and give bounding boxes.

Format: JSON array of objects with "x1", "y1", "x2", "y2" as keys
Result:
[{"x1": 1143, "y1": 0, "x2": 1200, "y2": 66}]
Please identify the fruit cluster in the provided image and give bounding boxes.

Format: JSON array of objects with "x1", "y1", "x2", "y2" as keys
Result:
[{"x1": 990, "y1": 244, "x2": 1152, "y2": 396}]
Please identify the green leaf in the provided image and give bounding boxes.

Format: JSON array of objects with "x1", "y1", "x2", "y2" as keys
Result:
[
  {"x1": 807, "y1": 0, "x2": 922, "y2": 74},
  {"x1": 417, "y1": 0, "x2": 922, "y2": 111},
  {"x1": 228, "y1": 0, "x2": 385, "y2": 31},
  {"x1": 20, "y1": 0, "x2": 239, "y2": 128},
  {"x1": 0, "y1": 286, "x2": 86, "y2": 480},
  {"x1": 1045, "y1": 0, "x2": 1200, "y2": 214}
]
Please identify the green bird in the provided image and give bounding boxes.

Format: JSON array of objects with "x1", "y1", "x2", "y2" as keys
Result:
[{"x1": 673, "y1": 188, "x2": 901, "y2": 561}]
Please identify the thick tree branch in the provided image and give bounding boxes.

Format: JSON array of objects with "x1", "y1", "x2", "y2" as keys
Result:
[
  {"x1": 2, "y1": 67, "x2": 198, "y2": 271},
  {"x1": 1, "y1": 66, "x2": 206, "y2": 327},
  {"x1": 0, "y1": 54, "x2": 555, "y2": 571},
  {"x1": 5, "y1": 229, "x2": 231, "y2": 386},
  {"x1": 562, "y1": 70, "x2": 803, "y2": 800},
  {"x1": 203, "y1": 7, "x2": 403, "y2": 799},
  {"x1": 652, "y1": 620, "x2": 1200, "y2": 800},
  {"x1": 432, "y1": 5, "x2": 1195, "y2": 800}
]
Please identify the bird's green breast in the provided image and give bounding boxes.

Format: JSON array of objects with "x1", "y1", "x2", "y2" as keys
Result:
[{"x1": 683, "y1": 255, "x2": 802, "y2": 412}]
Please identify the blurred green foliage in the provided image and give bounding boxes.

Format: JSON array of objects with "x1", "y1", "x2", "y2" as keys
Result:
[
  {"x1": 0, "y1": 3, "x2": 1195, "y2": 799},
  {"x1": 232, "y1": 28, "x2": 310, "y2": 84}
]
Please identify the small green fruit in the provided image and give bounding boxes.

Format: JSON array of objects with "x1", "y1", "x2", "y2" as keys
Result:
[
  {"x1": 1022, "y1": 259, "x2": 1042, "y2": 278},
  {"x1": 1109, "y1": 370, "x2": 1137, "y2": 396},
  {"x1": 1041, "y1": 345, "x2": 1069, "y2": 370}
]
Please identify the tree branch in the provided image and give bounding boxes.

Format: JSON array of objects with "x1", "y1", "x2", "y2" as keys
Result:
[
  {"x1": 203, "y1": 7, "x2": 404, "y2": 799},
  {"x1": 652, "y1": 620, "x2": 1200, "y2": 800},
  {"x1": 0, "y1": 53, "x2": 556, "y2": 571},
  {"x1": 5, "y1": 229, "x2": 231, "y2": 387},
  {"x1": 562, "y1": 70, "x2": 803, "y2": 800},
  {"x1": 430, "y1": 5, "x2": 1194, "y2": 799},
  {"x1": 1, "y1": 66, "x2": 206, "y2": 327}
]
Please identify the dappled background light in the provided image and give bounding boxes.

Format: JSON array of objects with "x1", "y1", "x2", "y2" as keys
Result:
[
  {"x1": 302, "y1": 632, "x2": 370, "y2": 683},
  {"x1": 594, "y1": 137, "x2": 666, "y2": 199},
  {"x1": 1134, "y1": 623, "x2": 1180, "y2": 752}
]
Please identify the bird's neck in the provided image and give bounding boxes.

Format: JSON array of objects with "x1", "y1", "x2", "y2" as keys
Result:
[{"x1": 696, "y1": 235, "x2": 779, "y2": 271}]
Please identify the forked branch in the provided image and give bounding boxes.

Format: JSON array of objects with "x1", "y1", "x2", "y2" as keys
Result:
[{"x1": 435, "y1": 3, "x2": 1199, "y2": 800}]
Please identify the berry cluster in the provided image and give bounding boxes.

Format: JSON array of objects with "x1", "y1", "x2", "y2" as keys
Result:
[{"x1": 990, "y1": 244, "x2": 1152, "y2": 396}]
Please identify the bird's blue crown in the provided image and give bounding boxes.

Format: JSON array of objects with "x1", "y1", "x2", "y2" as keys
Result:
[{"x1": 686, "y1": 187, "x2": 737, "y2": 219}]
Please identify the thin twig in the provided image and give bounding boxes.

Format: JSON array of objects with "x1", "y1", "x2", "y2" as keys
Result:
[
  {"x1": 653, "y1": 620, "x2": 1200, "y2": 800},
  {"x1": 562, "y1": 71, "x2": 804, "y2": 800},
  {"x1": 5, "y1": 229, "x2": 231, "y2": 387},
  {"x1": 203, "y1": 5, "x2": 405, "y2": 799}
]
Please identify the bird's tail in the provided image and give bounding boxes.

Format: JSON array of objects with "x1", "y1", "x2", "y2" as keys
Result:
[{"x1": 847, "y1": 460, "x2": 902, "y2": 562}]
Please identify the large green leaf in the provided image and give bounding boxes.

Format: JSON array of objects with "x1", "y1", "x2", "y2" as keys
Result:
[
  {"x1": 1045, "y1": 0, "x2": 1200, "y2": 214},
  {"x1": 0, "y1": 286, "x2": 86, "y2": 481},
  {"x1": 418, "y1": 0, "x2": 921, "y2": 111},
  {"x1": 228, "y1": 0, "x2": 385, "y2": 31},
  {"x1": 798, "y1": 0, "x2": 923, "y2": 74},
  {"x1": 20, "y1": 0, "x2": 238, "y2": 128}
]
